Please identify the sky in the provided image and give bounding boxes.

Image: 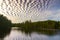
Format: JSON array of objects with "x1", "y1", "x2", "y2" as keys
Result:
[{"x1": 0, "y1": 0, "x2": 60, "y2": 23}]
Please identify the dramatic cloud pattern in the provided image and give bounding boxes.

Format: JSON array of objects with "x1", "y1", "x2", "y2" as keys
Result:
[{"x1": 0, "y1": 0, "x2": 60, "y2": 23}]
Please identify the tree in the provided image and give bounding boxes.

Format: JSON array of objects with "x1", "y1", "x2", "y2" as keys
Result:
[{"x1": 0, "y1": 15, "x2": 12, "y2": 39}]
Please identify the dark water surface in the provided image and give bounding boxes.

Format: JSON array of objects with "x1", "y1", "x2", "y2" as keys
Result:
[{"x1": 3, "y1": 28, "x2": 60, "y2": 40}]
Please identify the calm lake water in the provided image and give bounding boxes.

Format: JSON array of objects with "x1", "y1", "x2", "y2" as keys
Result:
[{"x1": 4, "y1": 28, "x2": 60, "y2": 40}]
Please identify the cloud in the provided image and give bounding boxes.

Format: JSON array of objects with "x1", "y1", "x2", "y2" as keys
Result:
[
  {"x1": 49, "y1": 9, "x2": 60, "y2": 21},
  {"x1": 30, "y1": 10, "x2": 53, "y2": 22},
  {"x1": 0, "y1": 0, "x2": 59, "y2": 23}
]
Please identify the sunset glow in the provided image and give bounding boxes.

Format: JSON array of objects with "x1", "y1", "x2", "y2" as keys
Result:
[{"x1": 0, "y1": 0, "x2": 60, "y2": 23}]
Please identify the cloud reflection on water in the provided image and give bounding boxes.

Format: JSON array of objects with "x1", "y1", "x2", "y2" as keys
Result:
[{"x1": 4, "y1": 30, "x2": 60, "y2": 40}]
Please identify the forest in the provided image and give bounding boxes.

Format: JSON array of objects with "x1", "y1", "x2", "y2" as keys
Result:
[
  {"x1": 0, "y1": 15, "x2": 60, "y2": 36},
  {"x1": 12, "y1": 20, "x2": 60, "y2": 35}
]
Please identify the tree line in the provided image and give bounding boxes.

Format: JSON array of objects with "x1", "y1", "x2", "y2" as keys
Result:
[
  {"x1": 12, "y1": 20, "x2": 60, "y2": 35},
  {"x1": 0, "y1": 14, "x2": 60, "y2": 36}
]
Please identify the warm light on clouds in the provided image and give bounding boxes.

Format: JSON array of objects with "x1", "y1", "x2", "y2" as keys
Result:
[{"x1": 0, "y1": 0, "x2": 60, "y2": 23}]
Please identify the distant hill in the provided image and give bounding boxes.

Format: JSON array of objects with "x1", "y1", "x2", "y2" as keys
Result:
[{"x1": 12, "y1": 20, "x2": 60, "y2": 29}]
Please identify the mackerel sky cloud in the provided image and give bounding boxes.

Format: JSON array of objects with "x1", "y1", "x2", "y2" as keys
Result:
[{"x1": 0, "y1": 0, "x2": 60, "y2": 23}]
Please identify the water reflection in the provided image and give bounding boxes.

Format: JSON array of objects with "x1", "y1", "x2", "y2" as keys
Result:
[{"x1": 4, "y1": 30, "x2": 60, "y2": 40}]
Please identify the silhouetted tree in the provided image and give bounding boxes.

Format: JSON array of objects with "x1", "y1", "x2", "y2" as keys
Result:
[{"x1": 0, "y1": 15, "x2": 12, "y2": 39}]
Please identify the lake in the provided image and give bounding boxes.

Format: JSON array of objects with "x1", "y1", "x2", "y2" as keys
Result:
[{"x1": 3, "y1": 27, "x2": 60, "y2": 40}]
